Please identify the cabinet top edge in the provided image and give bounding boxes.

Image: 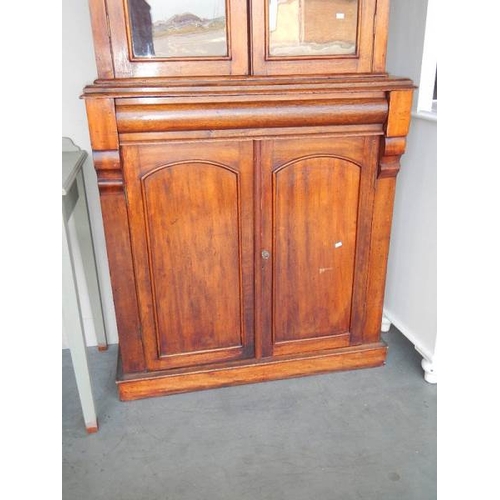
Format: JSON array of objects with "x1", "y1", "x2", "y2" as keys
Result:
[{"x1": 82, "y1": 75, "x2": 415, "y2": 98}]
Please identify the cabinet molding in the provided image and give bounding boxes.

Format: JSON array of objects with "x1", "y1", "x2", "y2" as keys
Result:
[
  {"x1": 117, "y1": 342, "x2": 388, "y2": 401},
  {"x1": 115, "y1": 98, "x2": 389, "y2": 133}
]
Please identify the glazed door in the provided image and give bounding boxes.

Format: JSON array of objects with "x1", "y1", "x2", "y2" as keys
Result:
[
  {"x1": 251, "y1": 0, "x2": 379, "y2": 75},
  {"x1": 122, "y1": 141, "x2": 255, "y2": 370},
  {"x1": 258, "y1": 136, "x2": 378, "y2": 357},
  {"x1": 107, "y1": 0, "x2": 249, "y2": 77}
]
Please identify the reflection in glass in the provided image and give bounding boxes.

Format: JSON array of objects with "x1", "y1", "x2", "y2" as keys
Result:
[
  {"x1": 128, "y1": 0, "x2": 228, "y2": 58},
  {"x1": 268, "y1": 0, "x2": 358, "y2": 57}
]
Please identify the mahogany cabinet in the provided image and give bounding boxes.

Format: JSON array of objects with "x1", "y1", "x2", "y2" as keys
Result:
[{"x1": 83, "y1": 0, "x2": 414, "y2": 400}]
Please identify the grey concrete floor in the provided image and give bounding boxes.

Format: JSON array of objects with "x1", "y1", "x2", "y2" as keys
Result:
[{"x1": 62, "y1": 327, "x2": 436, "y2": 500}]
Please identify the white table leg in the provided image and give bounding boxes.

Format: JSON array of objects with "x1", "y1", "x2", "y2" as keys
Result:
[
  {"x1": 62, "y1": 215, "x2": 98, "y2": 433},
  {"x1": 75, "y1": 170, "x2": 108, "y2": 350}
]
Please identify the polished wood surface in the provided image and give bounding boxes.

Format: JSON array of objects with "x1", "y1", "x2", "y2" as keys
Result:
[
  {"x1": 372, "y1": 0, "x2": 390, "y2": 72},
  {"x1": 87, "y1": 0, "x2": 114, "y2": 79},
  {"x1": 115, "y1": 98, "x2": 388, "y2": 133},
  {"x1": 98, "y1": 187, "x2": 146, "y2": 373},
  {"x1": 85, "y1": 99, "x2": 146, "y2": 373},
  {"x1": 117, "y1": 342, "x2": 388, "y2": 401},
  {"x1": 83, "y1": 74, "x2": 414, "y2": 96},
  {"x1": 123, "y1": 141, "x2": 255, "y2": 371},
  {"x1": 84, "y1": 99, "x2": 119, "y2": 151},
  {"x1": 83, "y1": 0, "x2": 414, "y2": 399},
  {"x1": 261, "y1": 137, "x2": 368, "y2": 357},
  {"x1": 272, "y1": 156, "x2": 358, "y2": 341}
]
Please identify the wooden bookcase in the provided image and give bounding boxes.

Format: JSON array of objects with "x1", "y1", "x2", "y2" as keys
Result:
[{"x1": 83, "y1": 0, "x2": 414, "y2": 401}]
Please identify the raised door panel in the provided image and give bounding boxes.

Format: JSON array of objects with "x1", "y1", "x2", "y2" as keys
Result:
[
  {"x1": 123, "y1": 141, "x2": 254, "y2": 370},
  {"x1": 273, "y1": 156, "x2": 359, "y2": 343},
  {"x1": 259, "y1": 137, "x2": 378, "y2": 356}
]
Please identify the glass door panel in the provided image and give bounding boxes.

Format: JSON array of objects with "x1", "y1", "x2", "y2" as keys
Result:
[
  {"x1": 127, "y1": 0, "x2": 228, "y2": 58},
  {"x1": 268, "y1": 0, "x2": 359, "y2": 57}
]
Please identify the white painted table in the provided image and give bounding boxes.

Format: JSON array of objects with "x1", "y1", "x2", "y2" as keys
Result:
[{"x1": 62, "y1": 138, "x2": 107, "y2": 433}]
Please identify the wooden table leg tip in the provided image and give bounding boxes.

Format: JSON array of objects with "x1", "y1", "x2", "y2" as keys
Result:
[
  {"x1": 86, "y1": 423, "x2": 99, "y2": 434},
  {"x1": 97, "y1": 345, "x2": 108, "y2": 352}
]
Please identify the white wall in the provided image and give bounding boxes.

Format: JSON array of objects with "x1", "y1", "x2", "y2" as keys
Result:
[
  {"x1": 386, "y1": 0, "x2": 428, "y2": 99},
  {"x1": 62, "y1": 0, "x2": 118, "y2": 347},
  {"x1": 384, "y1": 0, "x2": 437, "y2": 364},
  {"x1": 384, "y1": 118, "x2": 437, "y2": 359}
]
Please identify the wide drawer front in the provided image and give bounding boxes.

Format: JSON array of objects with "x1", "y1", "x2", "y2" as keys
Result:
[{"x1": 115, "y1": 98, "x2": 388, "y2": 133}]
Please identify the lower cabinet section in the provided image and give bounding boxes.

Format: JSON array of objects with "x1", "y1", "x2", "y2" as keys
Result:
[{"x1": 111, "y1": 134, "x2": 391, "y2": 400}]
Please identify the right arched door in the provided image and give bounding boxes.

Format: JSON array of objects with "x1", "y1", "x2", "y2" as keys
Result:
[{"x1": 259, "y1": 136, "x2": 379, "y2": 357}]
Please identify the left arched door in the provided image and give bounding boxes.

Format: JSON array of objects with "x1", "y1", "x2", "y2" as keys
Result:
[{"x1": 122, "y1": 141, "x2": 255, "y2": 371}]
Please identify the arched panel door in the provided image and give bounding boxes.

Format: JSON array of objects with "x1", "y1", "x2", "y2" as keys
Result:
[
  {"x1": 122, "y1": 142, "x2": 255, "y2": 371},
  {"x1": 259, "y1": 137, "x2": 377, "y2": 357}
]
